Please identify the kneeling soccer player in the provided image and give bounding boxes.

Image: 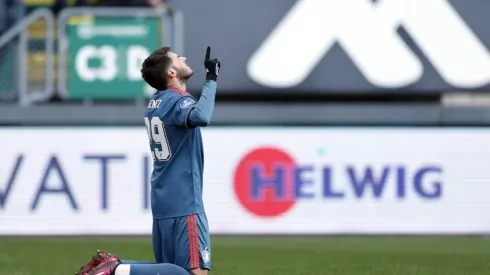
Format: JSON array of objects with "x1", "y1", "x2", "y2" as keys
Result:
[
  {"x1": 75, "y1": 250, "x2": 190, "y2": 275},
  {"x1": 140, "y1": 46, "x2": 220, "y2": 275},
  {"x1": 76, "y1": 46, "x2": 219, "y2": 275}
]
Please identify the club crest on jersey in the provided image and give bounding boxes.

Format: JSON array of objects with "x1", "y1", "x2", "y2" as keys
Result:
[
  {"x1": 201, "y1": 248, "x2": 211, "y2": 263},
  {"x1": 180, "y1": 98, "x2": 194, "y2": 108}
]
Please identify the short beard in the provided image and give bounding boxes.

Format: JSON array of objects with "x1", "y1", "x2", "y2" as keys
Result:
[{"x1": 175, "y1": 67, "x2": 194, "y2": 83}]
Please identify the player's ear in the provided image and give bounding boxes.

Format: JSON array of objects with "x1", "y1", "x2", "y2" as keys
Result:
[{"x1": 167, "y1": 68, "x2": 176, "y2": 79}]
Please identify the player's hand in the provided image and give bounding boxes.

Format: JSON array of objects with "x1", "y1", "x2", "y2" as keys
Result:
[{"x1": 204, "y1": 46, "x2": 221, "y2": 81}]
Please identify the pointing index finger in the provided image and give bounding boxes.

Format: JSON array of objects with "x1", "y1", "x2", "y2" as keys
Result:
[{"x1": 205, "y1": 46, "x2": 211, "y2": 61}]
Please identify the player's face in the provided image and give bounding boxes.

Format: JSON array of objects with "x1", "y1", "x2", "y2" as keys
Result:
[{"x1": 168, "y1": 52, "x2": 194, "y2": 80}]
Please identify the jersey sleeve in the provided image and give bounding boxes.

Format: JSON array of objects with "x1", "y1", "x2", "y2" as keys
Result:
[{"x1": 170, "y1": 96, "x2": 198, "y2": 128}]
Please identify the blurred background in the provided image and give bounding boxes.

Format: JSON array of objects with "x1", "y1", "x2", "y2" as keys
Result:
[{"x1": 1, "y1": 0, "x2": 490, "y2": 274}]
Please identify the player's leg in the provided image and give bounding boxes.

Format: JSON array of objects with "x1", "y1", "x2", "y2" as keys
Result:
[
  {"x1": 75, "y1": 250, "x2": 112, "y2": 275},
  {"x1": 119, "y1": 260, "x2": 156, "y2": 265},
  {"x1": 173, "y1": 214, "x2": 212, "y2": 275},
  {"x1": 152, "y1": 218, "x2": 164, "y2": 263},
  {"x1": 75, "y1": 219, "x2": 162, "y2": 273},
  {"x1": 115, "y1": 263, "x2": 191, "y2": 275},
  {"x1": 118, "y1": 219, "x2": 166, "y2": 265},
  {"x1": 158, "y1": 217, "x2": 177, "y2": 264},
  {"x1": 75, "y1": 251, "x2": 156, "y2": 274},
  {"x1": 195, "y1": 213, "x2": 212, "y2": 275},
  {"x1": 84, "y1": 255, "x2": 190, "y2": 275}
]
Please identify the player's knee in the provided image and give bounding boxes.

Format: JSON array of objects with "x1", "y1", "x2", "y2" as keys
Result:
[{"x1": 189, "y1": 267, "x2": 208, "y2": 275}]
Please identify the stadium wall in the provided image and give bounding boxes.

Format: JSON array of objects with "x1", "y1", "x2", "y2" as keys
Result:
[
  {"x1": 1, "y1": 126, "x2": 489, "y2": 235},
  {"x1": 2, "y1": 104, "x2": 490, "y2": 126}
]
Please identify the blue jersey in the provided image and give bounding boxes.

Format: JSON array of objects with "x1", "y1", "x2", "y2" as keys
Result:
[{"x1": 144, "y1": 88, "x2": 206, "y2": 219}]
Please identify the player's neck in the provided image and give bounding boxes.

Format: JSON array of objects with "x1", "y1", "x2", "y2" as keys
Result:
[{"x1": 167, "y1": 80, "x2": 187, "y2": 92}]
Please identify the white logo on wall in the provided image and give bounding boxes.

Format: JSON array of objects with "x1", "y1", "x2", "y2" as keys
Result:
[
  {"x1": 75, "y1": 44, "x2": 150, "y2": 82},
  {"x1": 247, "y1": 0, "x2": 490, "y2": 89}
]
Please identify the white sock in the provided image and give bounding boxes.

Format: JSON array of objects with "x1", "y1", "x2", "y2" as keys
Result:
[{"x1": 114, "y1": 264, "x2": 131, "y2": 275}]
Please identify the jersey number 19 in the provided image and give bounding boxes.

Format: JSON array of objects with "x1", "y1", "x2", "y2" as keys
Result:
[{"x1": 144, "y1": 116, "x2": 172, "y2": 161}]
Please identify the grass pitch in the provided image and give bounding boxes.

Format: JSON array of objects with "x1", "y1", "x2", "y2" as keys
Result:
[{"x1": 0, "y1": 236, "x2": 488, "y2": 275}]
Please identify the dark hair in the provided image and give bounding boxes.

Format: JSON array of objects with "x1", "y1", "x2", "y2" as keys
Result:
[{"x1": 141, "y1": 46, "x2": 173, "y2": 90}]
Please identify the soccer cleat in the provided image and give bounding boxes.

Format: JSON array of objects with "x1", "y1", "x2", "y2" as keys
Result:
[
  {"x1": 85, "y1": 255, "x2": 121, "y2": 275},
  {"x1": 75, "y1": 250, "x2": 112, "y2": 275}
]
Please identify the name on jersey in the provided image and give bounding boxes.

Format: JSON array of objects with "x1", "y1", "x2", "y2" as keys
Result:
[{"x1": 148, "y1": 99, "x2": 162, "y2": 109}]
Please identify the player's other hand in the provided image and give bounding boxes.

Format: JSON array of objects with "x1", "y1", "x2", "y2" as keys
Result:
[{"x1": 204, "y1": 46, "x2": 221, "y2": 81}]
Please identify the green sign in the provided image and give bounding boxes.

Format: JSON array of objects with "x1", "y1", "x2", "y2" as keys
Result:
[{"x1": 68, "y1": 18, "x2": 161, "y2": 99}]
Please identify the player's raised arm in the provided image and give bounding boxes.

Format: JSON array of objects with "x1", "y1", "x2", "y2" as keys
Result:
[{"x1": 187, "y1": 47, "x2": 221, "y2": 127}]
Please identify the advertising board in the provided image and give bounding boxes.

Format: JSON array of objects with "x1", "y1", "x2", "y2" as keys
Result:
[
  {"x1": 67, "y1": 18, "x2": 161, "y2": 99},
  {"x1": 0, "y1": 127, "x2": 489, "y2": 235}
]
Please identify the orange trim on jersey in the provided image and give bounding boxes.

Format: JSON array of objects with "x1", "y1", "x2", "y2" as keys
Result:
[
  {"x1": 187, "y1": 215, "x2": 200, "y2": 269},
  {"x1": 171, "y1": 88, "x2": 190, "y2": 96}
]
